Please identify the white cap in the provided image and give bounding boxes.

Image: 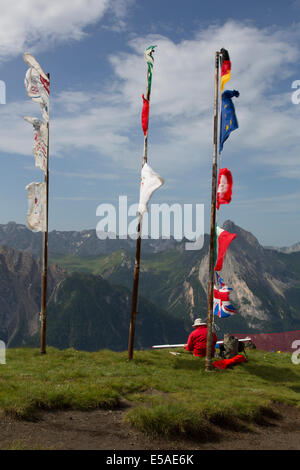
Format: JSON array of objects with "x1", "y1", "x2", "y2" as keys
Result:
[{"x1": 192, "y1": 318, "x2": 207, "y2": 327}]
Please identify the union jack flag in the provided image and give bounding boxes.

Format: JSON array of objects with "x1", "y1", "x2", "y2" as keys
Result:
[{"x1": 214, "y1": 273, "x2": 237, "y2": 318}]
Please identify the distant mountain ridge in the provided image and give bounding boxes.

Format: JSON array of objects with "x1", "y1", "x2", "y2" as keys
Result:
[
  {"x1": 0, "y1": 220, "x2": 300, "y2": 350},
  {"x1": 1, "y1": 221, "x2": 299, "y2": 256},
  {"x1": 0, "y1": 245, "x2": 186, "y2": 350},
  {"x1": 265, "y1": 242, "x2": 300, "y2": 254},
  {"x1": 44, "y1": 220, "x2": 300, "y2": 336},
  {"x1": 0, "y1": 222, "x2": 183, "y2": 256}
]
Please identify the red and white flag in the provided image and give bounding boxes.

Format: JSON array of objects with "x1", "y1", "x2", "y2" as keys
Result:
[
  {"x1": 138, "y1": 163, "x2": 164, "y2": 214},
  {"x1": 26, "y1": 182, "x2": 47, "y2": 232},
  {"x1": 24, "y1": 116, "x2": 48, "y2": 173},
  {"x1": 215, "y1": 226, "x2": 236, "y2": 271},
  {"x1": 24, "y1": 53, "x2": 50, "y2": 122},
  {"x1": 217, "y1": 168, "x2": 233, "y2": 210}
]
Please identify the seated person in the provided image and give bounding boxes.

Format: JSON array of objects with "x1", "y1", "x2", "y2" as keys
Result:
[{"x1": 185, "y1": 318, "x2": 218, "y2": 357}]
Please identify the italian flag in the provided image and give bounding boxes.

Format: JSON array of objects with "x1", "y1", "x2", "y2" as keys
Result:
[{"x1": 214, "y1": 226, "x2": 236, "y2": 271}]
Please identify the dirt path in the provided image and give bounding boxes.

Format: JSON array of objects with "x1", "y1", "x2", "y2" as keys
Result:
[{"x1": 0, "y1": 403, "x2": 299, "y2": 450}]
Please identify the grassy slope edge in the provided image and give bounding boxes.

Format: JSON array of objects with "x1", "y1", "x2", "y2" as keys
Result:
[{"x1": 0, "y1": 348, "x2": 299, "y2": 439}]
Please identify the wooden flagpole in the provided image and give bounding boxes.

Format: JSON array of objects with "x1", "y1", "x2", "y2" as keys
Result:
[
  {"x1": 206, "y1": 52, "x2": 220, "y2": 371},
  {"x1": 128, "y1": 55, "x2": 152, "y2": 361},
  {"x1": 40, "y1": 72, "x2": 50, "y2": 355}
]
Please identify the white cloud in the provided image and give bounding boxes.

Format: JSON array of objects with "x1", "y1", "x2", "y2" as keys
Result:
[
  {"x1": 51, "y1": 169, "x2": 120, "y2": 180},
  {"x1": 0, "y1": 92, "x2": 138, "y2": 168},
  {"x1": 1, "y1": 21, "x2": 300, "y2": 183},
  {"x1": 0, "y1": 0, "x2": 131, "y2": 60},
  {"x1": 234, "y1": 191, "x2": 300, "y2": 213},
  {"x1": 108, "y1": 22, "x2": 300, "y2": 177}
]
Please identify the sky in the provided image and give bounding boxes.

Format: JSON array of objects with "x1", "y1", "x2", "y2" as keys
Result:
[{"x1": 0, "y1": 0, "x2": 300, "y2": 247}]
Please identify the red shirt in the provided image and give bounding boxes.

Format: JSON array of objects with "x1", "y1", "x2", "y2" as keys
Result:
[{"x1": 185, "y1": 325, "x2": 217, "y2": 357}]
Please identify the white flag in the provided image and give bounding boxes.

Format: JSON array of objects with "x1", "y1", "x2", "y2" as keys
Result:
[
  {"x1": 26, "y1": 182, "x2": 47, "y2": 232},
  {"x1": 40, "y1": 102, "x2": 49, "y2": 123},
  {"x1": 138, "y1": 163, "x2": 164, "y2": 214},
  {"x1": 23, "y1": 53, "x2": 48, "y2": 80},
  {"x1": 24, "y1": 116, "x2": 48, "y2": 172},
  {"x1": 24, "y1": 53, "x2": 50, "y2": 121}
]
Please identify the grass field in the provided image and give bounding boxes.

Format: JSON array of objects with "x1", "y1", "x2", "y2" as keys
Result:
[{"x1": 0, "y1": 348, "x2": 299, "y2": 437}]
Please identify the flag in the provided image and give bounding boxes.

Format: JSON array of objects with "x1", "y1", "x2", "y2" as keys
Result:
[
  {"x1": 141, "y1": 94, "x2": 149, "y2": 135},
  {"x1": 144, "y1": 45, "x2": 157, "y2": 96},
  {"x1": 24, "y1": 116, "x2": 48, "y2": 172},
  {"x1": 23, "y1": 53, "x2": 49, "y2": 81},
  {"x1": 215, "y1": 226, "x2": 236, "y2": 271},
  {"x1": 24, "y1": 53, "x2": 50, "y2": 121},
  {"x1": 138, "y1": 163, "x2": 164, "y2": 214},
  {"x1": 214, "y1": 273, "x2": 237, "y2": 318},
  {"x1": 213, "y1": 355, "x2": 246, "y2": 369},
  {"x1": 26, "y1": 182, "x2": 47, "y2": 232},
  {"x1": 220, "y1": 48, "x2": 231, "y2": 92},
  {"x1": 40, "y1": 102, "x2": 49, "y2": 123},
  {"x1": 219, "y1": 90, "x2": 239, "y2": 153},
  {"x1": 215, "y1": 272, "x2": 233, "y2": 293},
  {"x1": 217, "y1": 168, "x2": 233, "y2": 210}
]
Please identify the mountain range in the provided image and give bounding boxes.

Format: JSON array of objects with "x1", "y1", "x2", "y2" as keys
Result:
[
  {"x1": 0, "y1": 220, "x2": 299, "y2": 350},
  {"x1": 0, "y1": 221, "x2": 180, "y2": 256},
  {"x1": 0, "y1": 245, "x2": 65, "y2": 347}
]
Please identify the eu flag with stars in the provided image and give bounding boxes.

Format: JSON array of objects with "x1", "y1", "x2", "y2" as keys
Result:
[{"x1": 219, "y1": 90, "x2": 239, "y2": 153}]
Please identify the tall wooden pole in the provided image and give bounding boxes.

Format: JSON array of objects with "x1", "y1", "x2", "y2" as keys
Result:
[
  {"x1": 206, "y1": 52, "x2": 219, "y2": 371},
  {"x1": 40, "y1": 73, "x2": 50, "y2": 355},
  {"x1": 128, "y1": 60, "x2": 151, "y2": 361},
  {"x1": 127, "y1": 213, "x2": 143, "y2": 360}
]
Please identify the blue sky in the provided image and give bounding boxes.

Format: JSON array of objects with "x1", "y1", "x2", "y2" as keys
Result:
[{"x1": 0, "y1": 0, "x2": 300, "y2": 246}]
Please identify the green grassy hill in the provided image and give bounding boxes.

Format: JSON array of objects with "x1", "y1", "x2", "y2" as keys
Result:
[{"x1": 0, "y1": 348, "x2": 299, "y2": 439}]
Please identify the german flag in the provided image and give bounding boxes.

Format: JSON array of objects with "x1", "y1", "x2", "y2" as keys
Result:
[{"x1": 220, "y1": 48, "x2": 231, "y2": 92}]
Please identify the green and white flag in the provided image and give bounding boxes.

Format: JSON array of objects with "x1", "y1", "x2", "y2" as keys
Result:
[{"x1": 144, "y1": 45, "x2": 157, "y2": 96}]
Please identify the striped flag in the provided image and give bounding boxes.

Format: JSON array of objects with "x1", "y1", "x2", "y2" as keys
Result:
[{"x1": 220, "y1": 48, "x2": 231, "y2": 92}]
